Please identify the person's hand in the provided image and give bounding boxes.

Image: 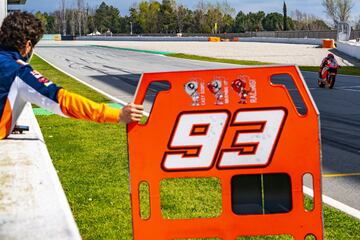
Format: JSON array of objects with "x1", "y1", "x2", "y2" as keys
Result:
[{"x1": 119, "y1": 103, "x2": 144, "y2": 124}]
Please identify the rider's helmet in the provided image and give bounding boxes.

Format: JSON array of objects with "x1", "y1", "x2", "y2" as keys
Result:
[{"x1": 327, "y1": 53, "x2": 335, "y2": 59}]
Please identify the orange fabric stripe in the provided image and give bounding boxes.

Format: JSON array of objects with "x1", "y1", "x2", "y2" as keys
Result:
[
  {"x1": 0, "y1": 99, "x2": 13, "y2": 139},
  {"x1": 57, "y1": 89, "x2": 120, "y2": 124}
]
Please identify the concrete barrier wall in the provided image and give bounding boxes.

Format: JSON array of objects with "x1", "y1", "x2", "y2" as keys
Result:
[
  {"x1": 77, "y1": 35, "x2": 323, "y2": 45},
  {"x1": 77, "y1": 36, "x2": 209, "y2": 42},
  {"x1": 0, "y1": 103, "x2": 81, "y2": 240},
  {"x1": 76, "y1": 30, "x2": 360, "y2": 40},
  {"x1": 238, "y1": 37, "x2": 323, "y2": 45},
  {"x1": 337, "y1": 41, "x2": 360, "y2": 60},
  {"x1": 42, "y1": 34, "x2": 61, "y2": 41}
]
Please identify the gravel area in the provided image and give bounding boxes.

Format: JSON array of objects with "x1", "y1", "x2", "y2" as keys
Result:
[{"x1": 38, "y1": 40, "x2": 360, "y2": 67}]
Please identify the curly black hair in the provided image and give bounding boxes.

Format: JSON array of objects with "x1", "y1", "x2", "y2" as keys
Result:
[{"x1": 0, "y1": 11, "x2": 44, "y2": 51}]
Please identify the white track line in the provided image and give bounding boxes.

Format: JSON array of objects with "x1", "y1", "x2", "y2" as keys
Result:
[
  {"x1": 303, "y1": 186, "x2": 360, "y2": 219},
  {"x1": 36, "y1": 53, "x2": 359, "y2": 220},
  {"x1": 341, "y1": 89, "x2": 360, "y2": 92},
  {"x1": 336, "y1": 85, "x2": 360, "y2": 89}
]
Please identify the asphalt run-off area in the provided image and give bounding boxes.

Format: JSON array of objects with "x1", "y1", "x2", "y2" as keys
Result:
[{"x1": 35, "y1": 43, "x2": 360, "y2": 213}]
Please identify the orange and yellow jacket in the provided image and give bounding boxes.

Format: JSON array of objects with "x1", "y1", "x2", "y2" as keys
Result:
[{"x1": 0, "y1": 47, "x2": 121, "y2": 139}]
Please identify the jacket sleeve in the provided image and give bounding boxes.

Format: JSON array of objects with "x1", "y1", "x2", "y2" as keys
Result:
[
  {"x1": 16, "y1": 64, "x2": 120, "y2": 123},
  {"x1": 57, "y1": 89, "x2": 119, "y2": 123}
]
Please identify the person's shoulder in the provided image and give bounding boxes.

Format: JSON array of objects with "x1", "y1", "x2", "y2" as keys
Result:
[
  {"x1": 0, "y1": 52, "x2": 23, "y2": 74},
  {"x1": 0, "y1": 49, "x2": 33, "y2": 67},
  {"x1": 15, "y1": 59, "x2": 29, "y2": 66},
  {"x1": 0, "y1": 53, "x2": 24, "y2": 85},
  {"x1": 14, "y1": 59, "x2": 34, "y2": 74}
]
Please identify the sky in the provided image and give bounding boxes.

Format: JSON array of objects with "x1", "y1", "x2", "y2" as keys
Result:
[{"x1": 8, "y1": 0, "x2": 360, "y2": 22}]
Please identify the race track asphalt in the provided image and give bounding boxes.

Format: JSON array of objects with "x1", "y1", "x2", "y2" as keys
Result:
[{"x1": 35, "y1": 45, "x2": 360, "y2": 212}]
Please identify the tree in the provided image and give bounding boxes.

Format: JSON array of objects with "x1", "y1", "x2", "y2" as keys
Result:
[
  {"x1": 311, "y1": 19, "x2": 331, "y2": 30},
  {"x1": 222, "y1": 13, "x2": 234, "y2": 33},
  {"x1": 217, "y1": 1, "x2": 235, "y2": 33},
  {"x1": 35, "y1": 11, "x2": 48, "y2": 31},
  {"x1": 60, "y1": 0, "x2": 66, "y2": 35},
  {"x1": 175, "y1": 4, "x2": 193, "y2": 33},
  {"x1": 206, "y1": 4, "x2": 223, "y2": 34},
  {"x1": 356, "y1": 16, "x2": 360, "y2": 30},
  {"x1": 159, "y1": 0, "x2": 177, "y2": 33},
  {"x1": 66, "y1": 9, "x2": 76, "y2": 36},
  {"x1": 129, "y1": 6, "x2": 143, "y2": 34},
  {"x1": 283, "y1": 1, "x2": 288, "y2": 31},
  {"x1": 76, "y1": 0, "x2": 84, "y2": 36},
  {"x1": 136, "y1": 1, "x2": 161, "y2": 33},
  {"x1": 194, "y1": 0, "x2": 210, "y2": 33},
  {"x1": 120, "y1": 15, "x2": 132, "y2": 34},
  {"x1": 322, "y1": 0, "x2": 354, "y2": 26},
  {"x1": 247, "y1": 11, "x2": 265, "y2": 31},
  {"x1": 52, "y1": 10, "x2": 62, "y2": 34},
  {"x1": 94, "y1": 2, "x2": 121, "y2": 33},
  {"x1": 234, "y1": 11, "x2": 247, "y2": 32},
  {"x1": 292, "y1": 9, "x2": 330, "y2": 30},
  {"x1": 234, "y1": 11, "x2": 265, "y2": 32},
  {"x1": 87, "y1": 15, "x2": 96, "y2": 33},
  {"x1": 286, "y1": 16, "x2": 295, "y2": 30},
  {"x1": 263, "y1": 12, "x2": 283, "y2": 31},
  {"x1": 45, "y1": 13, "x2": 56, "y2": 33}
]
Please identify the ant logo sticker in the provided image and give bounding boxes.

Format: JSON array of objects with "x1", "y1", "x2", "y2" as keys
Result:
[
  {"x1": 207, "y1": 80, "x2": 224, "y2": 105},
  {"x1": 184, "y1": 80, "x2": 200, "y2": 106},
  {"x1": 231, "y1": 77, "x2": 252, "y2": 104}
]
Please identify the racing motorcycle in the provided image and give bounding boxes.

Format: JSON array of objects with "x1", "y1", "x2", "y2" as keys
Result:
[{"x1": 318, "y1": 61, "x2": 341, "y2": 89}]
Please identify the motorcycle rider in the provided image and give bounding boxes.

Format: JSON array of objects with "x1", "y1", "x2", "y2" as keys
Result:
[
  {"x1": 0, "y1": 11, "x2": 144, "y2": 140},
  {"x1": 319, "y1": 53, "x2": 338, "y2": 80}
]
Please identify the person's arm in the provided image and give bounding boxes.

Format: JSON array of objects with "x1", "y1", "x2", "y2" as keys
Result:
[
  {"x1": 16, "y1": 63, "x2": 143, "y2": 123},
  {"x1": 333, "y1": 59, "x2": 341, "y2": 68},
  {"x1": 320, "y1": 58, "x2": 327, "y2": 68},
  {"x1": 57, "y1": 89, "x2": 143, "y2": 123}
]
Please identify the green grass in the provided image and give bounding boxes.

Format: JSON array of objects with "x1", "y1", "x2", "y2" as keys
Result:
[
  {"x1": 160, "y1": 177, "x2": 222, "y2": 219},
  {"x1": 299, "y1": 65, "x2": 360, "y2": 76},
  {"x1": 31, "y1": 55, "x2": 360, "y2": 239},
  {"x1": 166, "y1": 53, "x2": 272, "y2": 66},
  {"x1": 167, "y1": 53, "x2": 360, "y2": 76}
]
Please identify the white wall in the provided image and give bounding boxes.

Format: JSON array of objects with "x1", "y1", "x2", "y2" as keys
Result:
[
  {"x1": 0, "y1": 0, "x2": 7, "y2": 25},
  {"x1": 337, "y1": 41, "x2": 360, "y2": 60},
  {"x1": 0, "y1": 103, "x2": 81, "y2": 240},
  {"x1": 238, "y1": 37, "x2": 323, "y2": 45}
]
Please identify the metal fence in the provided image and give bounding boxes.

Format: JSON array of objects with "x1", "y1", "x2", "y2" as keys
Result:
[
  {"x1": 76, "y1": 30, "x2": 360, "y2": 41},
  {"x1": 182, "y1": 30, "x2": 360, "y2": 40}
]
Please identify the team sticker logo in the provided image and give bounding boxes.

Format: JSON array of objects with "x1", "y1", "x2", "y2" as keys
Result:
[
  {"x1": 207, "y1": 80, "x2": 225, "y2": 105},
  {"x1": 185, "y1": 76, "x2": 256, "y2": 106},
  {"x1": 231, "y1": 78, "x2": 250, "y2": 104},
  {"x1": 31, "y1": 70, "x2": 53, "y2": 87},
  {"x1": 184, "y1": 80, "x2": 200, "y2": 106},
  {"x1": 232, "y1": 75, "x2": 257, "y2": 104}
]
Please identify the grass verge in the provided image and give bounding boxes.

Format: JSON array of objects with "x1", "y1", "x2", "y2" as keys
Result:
[
  {"x1": 31, "y1": 54, "x2": 360, "y2": 239},
  {"x1": 300, "y1": 65, "x2": 360, "y2": 76},
  {"x1": 166, "y1": 53, "x2": 272, "y2": 66},
  {"x1": 167, "y1": 53, "x2": 360, "y2": 76}
]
